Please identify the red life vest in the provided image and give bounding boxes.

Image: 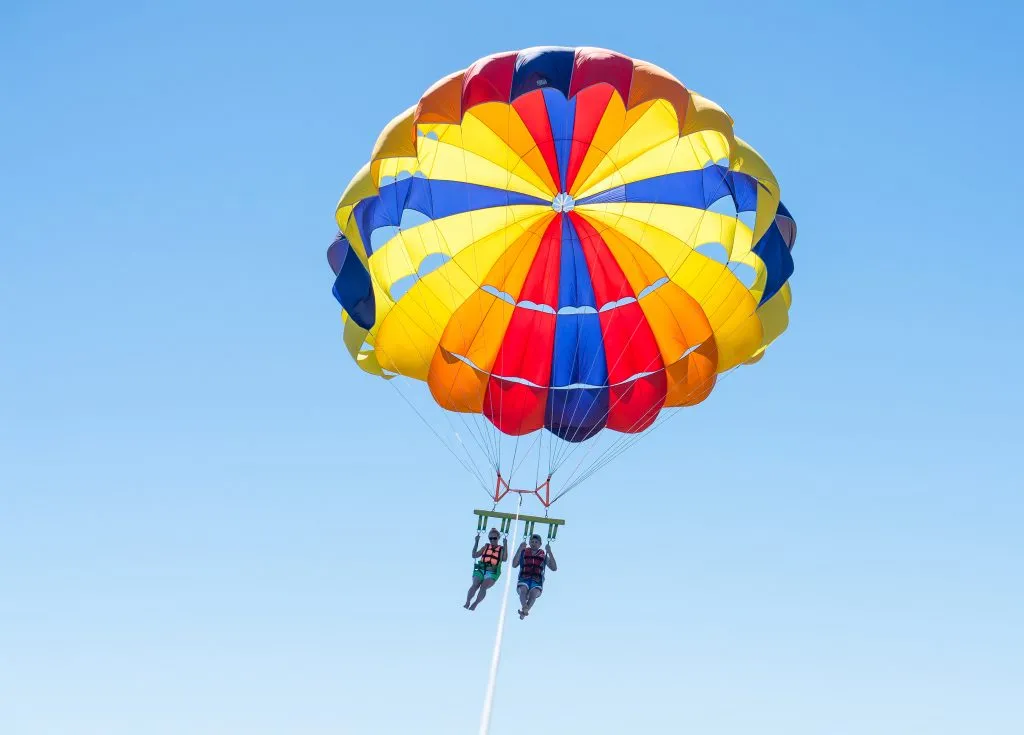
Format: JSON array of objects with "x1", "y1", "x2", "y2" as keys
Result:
[
  {"x1": 480, "y1": 543, "x2": 502, "y2": 568},
  {"x1": 518, "y1": 548, "x2": 546, "y2": 582}
]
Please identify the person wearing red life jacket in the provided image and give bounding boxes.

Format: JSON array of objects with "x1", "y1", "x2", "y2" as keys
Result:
[
  {"x1": 512, "y1": 533, "x2": 557, "y2": 619},
  {"x1": 464, "y1": 528, "x2": 508, "y2": 611}
]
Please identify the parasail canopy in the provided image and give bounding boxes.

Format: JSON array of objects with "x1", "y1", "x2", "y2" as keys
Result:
[{"x1": 327, "y1": 46, "x2": 798, "y2": 503}]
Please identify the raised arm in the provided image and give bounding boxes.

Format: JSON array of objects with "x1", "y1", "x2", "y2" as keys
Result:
[
  {"x1": 471, "y1": 534, "x2": 483, "y2": 558},
  {"x1": 545, "y1": 544, "x2": 557, "y2": 571},
  {"x1": 501, "y1": 536, "x2": 509, "y2": 561},
  {"x1": 512, "y1": 542, "x2": 526, "y2": 567}
]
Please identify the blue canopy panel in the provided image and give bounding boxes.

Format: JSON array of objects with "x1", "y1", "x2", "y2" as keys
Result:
[
  {"x1": 542, "y1": 87, "x2": 577, "y2": 192},
  {"x1": 546, "y1": 215, "x2": 609, "y2": 443},
  {"x1": 511, "y1": 46, "x2": 576, "y2": 101},
  {"x1": 350, "y1": 178, "x2": 548, "y2": 257},
  {"x1": 577, "y1": 166, "x2": 761, "y2": 212},
  {"x1": 328, "y1": 233, "x2": 375, "y2": 329},
  {"x1": 576, "y1": 166, "x2": 760, "y2": 212},
  {"x1": 752, "y1": 205, "x2": 796, "y2": 306}
]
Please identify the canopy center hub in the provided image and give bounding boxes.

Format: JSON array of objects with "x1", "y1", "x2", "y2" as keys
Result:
[{"x1": 551, "y1": 192, "x2": 575, "y2": 213}]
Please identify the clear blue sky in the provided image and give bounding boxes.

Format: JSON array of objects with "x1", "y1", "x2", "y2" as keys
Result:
[{"x1": 3, "y1": 1, "x2": 1022, "y2": 733}]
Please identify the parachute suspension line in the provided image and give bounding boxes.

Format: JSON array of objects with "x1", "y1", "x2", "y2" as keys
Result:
[
  {"x1": 547, "y1": 160, "x2": 769, "y2": 501},
  {"x1": 555, "y1": 357, "x2": 721, "y2": 492},
  {"x1": 545, "y1": 143, "x2": 701, "y2": 477},
  {"x1": 442, "y1": 127, "x2": 505, "y2": 479},
  {"x1": 362, "y1": 311, "x2": 493, "y2": 494},
  {"x1": 478, "y1": 494, "x2": 524, "y2": 735},
  {"x1": 549, "y1": 257, "x2": 677, "y2": 477},
  {"x1": 559, "y1": 257, "x2": 770, "y2": 496},
  {"x1": 381, "y1": 127, "x2": 753, "y2": 504},
  {"x1": 480, "y1": 415, "x2": 501, "y2": 475},
  {"x1": 496, "y1": 318, "x2": 505, "y2": 476},
  {"x1": 381, "y1": 375, "x2": 490, "y2": 495},
  {"x1": 364, "y1": 248, "x2": 495, "y2": 490},
  {"x1": 554, "y1": 222, "x2": 758, "y2": 496},
  {"x1": 547, "y1": 270, "x2": 766, "y2": 502},
  {"x1": 550, "y1": 194, "x2": 673, "y2": 473},
  {"x1": 557, "y1": 357, "x2": 744, "y2": 500},
  {"x1": 433, "y1": 357, "x2": 488, "y2": 473},
  {"x1": 418, "y1": 211, "x2": 505, "y2": 475},
  {"x1": 535, "y1": 428, "x2": 546, "y2": 494},
  {"x1": 507, "y1": 429, "x2": 544, "y2": 485},
  {"x1": 378, "y1": 179, "x2": 543, "y2": 485},
  {"x1": 430, "y1": 354, "x2": 495, "y2": 477},
  {"x1": 505, "y1": 428, "x2": 524, "y2": 489},
  {"x1": 495, "y1": 105, "x2": 516, "y2": 483},
  {"x1": 554, "y1": 390, "x2": 667, "y2": 499},
  {"x1": 438, "y1": 383, "x2": 494, "y2": 477},
  {"x1": 455, "y1": 409, "x2": 497, "y2": 472},
  {"x1": 559, "y1": 406, "x2": 679, "y2": 498},
  {"x1": 562, "y1": 146, "x2": 728, "y2": 468},
  {"x1": 559, "y1": 398, "x2": 675, "y2": 497},
  {"x1": 464, "y1": 211, "x2": 574, "y2": 477},
  {"x1": 548, "y1": 414, "x2": 557, "y2": 479},
  {"x1": 554, "y1": 364, "x2": 744, "y2": 502},
  {"x1": 557, "y1": 408, "x2": 669, "y2": 501}
]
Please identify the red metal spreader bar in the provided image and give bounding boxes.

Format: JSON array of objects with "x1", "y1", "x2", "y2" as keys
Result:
[{"x1": 493, "y1": 473, "x2": 552, "y2": 508}]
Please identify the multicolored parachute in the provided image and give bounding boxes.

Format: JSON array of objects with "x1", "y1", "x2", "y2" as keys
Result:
[{"x1": 327, "y1": 46, "x2": 797, "y2": 503}]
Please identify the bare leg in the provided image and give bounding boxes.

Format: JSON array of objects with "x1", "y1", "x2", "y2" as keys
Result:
[
  {"x1": 517, "y1": 584, "x2": 529, "y2": 618},
  {"x1": 523, "y1": 587, "x2": 542, "y2": 615},
  {"x1": 465, "y1": 577, "x2": 482, "y2": 608},
  {"x1": 469, "y1": 578, "x2": 496, "y2": 610}
]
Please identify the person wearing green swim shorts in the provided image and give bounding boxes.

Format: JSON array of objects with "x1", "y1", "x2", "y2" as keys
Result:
[{"x1": 464, "y1": 528, "x2": 508, "y2": 611}]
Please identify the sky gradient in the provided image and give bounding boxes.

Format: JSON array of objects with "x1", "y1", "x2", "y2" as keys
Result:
[{"x1": 2, "y1": 1, "x2": 1023, "y2": 733}]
